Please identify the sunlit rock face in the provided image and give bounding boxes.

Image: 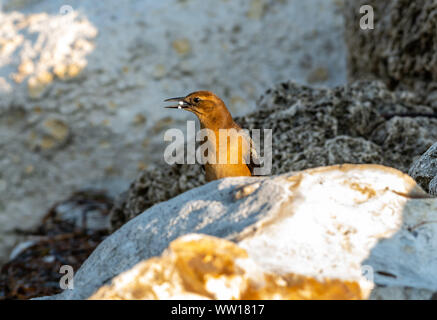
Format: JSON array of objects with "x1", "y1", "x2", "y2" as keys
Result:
[
  {"x1": 90, "y1": 234, "x2": 364, "y2": 300},
  {"x1": 0, "y1": 10, "x2": 97, "y2": 99},
  {"x1": 40, "y1": 164, "x2": 437, "y2": 300}
]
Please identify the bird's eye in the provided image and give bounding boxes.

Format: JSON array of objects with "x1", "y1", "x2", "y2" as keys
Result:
[{"x1": 193, "y1": 97, "x2": 201, "y2": 103}]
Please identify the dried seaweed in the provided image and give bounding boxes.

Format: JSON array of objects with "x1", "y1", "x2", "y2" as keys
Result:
[{"x1": 0, "y1": 191, "x2": 113, "y2": 300}]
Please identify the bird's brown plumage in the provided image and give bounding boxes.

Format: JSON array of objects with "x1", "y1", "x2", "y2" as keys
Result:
[{"x1": 165, "y1": 91, "x2": 258, "y2": 181}]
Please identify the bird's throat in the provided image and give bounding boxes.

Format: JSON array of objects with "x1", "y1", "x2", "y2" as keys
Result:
[{"x1": 197, "y1": 108, "x2": 234, "y2": 131}]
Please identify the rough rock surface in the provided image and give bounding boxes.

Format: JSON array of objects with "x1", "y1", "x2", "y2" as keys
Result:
[
  {"x1": 0, "y1": 0, "x2": 347, "y2": 264},
  {"x1": 409, "y1": 143, "x2": 437, "y2": 195},
  {"x1": 370, "y1": 286, "x2": 434, "y2": 300},
  {"x1": 110, "y1": 81, "x2": 437, "y2": 230},
  {"x1": 344, "y1": 0, "x2": 437, "y2": 106},
  {"x1": 40, "y1": 165, "x2": 437, "y2": 300},
  {"x1": 90, "y1": 234, "x2": 365, "y2": 300},
  {"x1": 430, "y1": 177, "x2": 437, "y2": 197}
]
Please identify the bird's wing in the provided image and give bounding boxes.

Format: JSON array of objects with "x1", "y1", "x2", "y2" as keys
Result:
[
  {"x1": 245, "y1": 134, "x2": 262, "y2": 176},
  {"x1": 233, "y1": 124, "x2": 262, "y2": 176}
]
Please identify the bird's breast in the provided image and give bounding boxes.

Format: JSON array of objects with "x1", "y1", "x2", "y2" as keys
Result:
[
  {"x1": 201, "y1": 128, "x2": 252, "y2": 181},
  {"x1": 205, "y1": 163, "x2": 251, "y2": 181}
]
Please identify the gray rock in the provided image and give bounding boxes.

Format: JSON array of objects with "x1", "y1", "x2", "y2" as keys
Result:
[
  {"x1": 110, "y1": 81, "x2": 437, "y2": 230},
  {"x1": 409, "y1": 143, "x2": 437, "y2": 194},
  {"x1": 370, "y1": 286, "x2": 435, "y2": 300},
  {"x1": 430, "y1": 176, "x2": 437, "y2": 196},
  {"x1": 344, "y1": 0, "x2": 437, "y2": 106},
  {"x1": 40, "y1": 164, "x2": 437, "y2": 300}
]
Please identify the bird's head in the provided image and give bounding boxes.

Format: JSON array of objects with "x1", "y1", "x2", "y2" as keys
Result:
[{"x1": 164, "y1": 91, "x2": 233, "y2": 129}]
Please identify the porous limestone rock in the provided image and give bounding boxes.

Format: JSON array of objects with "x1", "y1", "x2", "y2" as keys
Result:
[
  {"x1": 344, "y1": 0, "x2": 437, "y2": 106},
  {"x1": 110, "y1": 81, "x2": 437, "y2": 230},
  {"x1": 0, "y1": 0, "x2": 347, "y2": 264},
  {"x1": 42, "y1": 164, "x2": 437, "y2": 300},
  {"x1": 90, "y1": 234, "x2": 364, "y2": 300},
  {"x1": 409, "y1": 143, "x2": 437, "y2": 195}
]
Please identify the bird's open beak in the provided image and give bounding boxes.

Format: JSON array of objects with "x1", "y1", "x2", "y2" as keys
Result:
[{"x1": 164, "y1": 97, "x2": 191, "y2": 109}]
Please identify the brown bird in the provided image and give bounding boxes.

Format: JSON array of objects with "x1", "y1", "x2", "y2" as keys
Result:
[{"x1": 165, "y1": 91, "x2": 258, "y2": 181}]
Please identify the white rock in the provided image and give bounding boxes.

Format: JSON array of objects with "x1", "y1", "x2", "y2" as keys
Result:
[{"x1": 39, "y1": 164, "x2": 437, "y2": 300}]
